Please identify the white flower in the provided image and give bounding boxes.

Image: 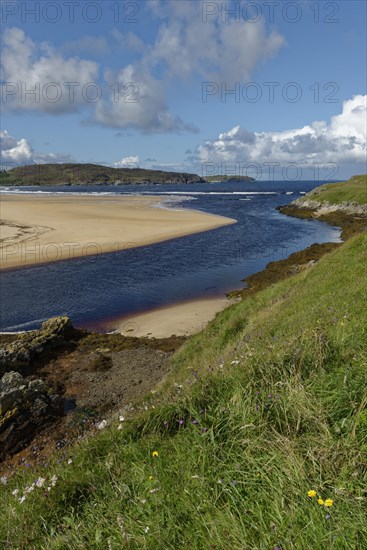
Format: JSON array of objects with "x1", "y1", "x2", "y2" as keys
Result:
[
  {"x1": 119, "y1": 416, "x2": 125, "y2": 422},
  {"x1": 0, "y1": 475, "x2": 7, "y2": 485},
  {"x1": 117, "y1": 424, "x2": 123, "y2": 430},
  {"x1": 144, "y1": 526, "x2": 150, "y2": 533},
  {"x1": 50, "y1": 475, "x2": 58, "y2": 487},
  {"x1": 12, "y1": 488, "x2": 19, "y2": 496},
  {"x1": 97, "y1": 420, "x2": 107, "y2": 430},
  {"x1": 35, "y1": 477, "x2": 45, "y2": 488},
  {"x1": 19, "y1": 495, "x2": 26, "y2": 503},
  {"x1": 67, "y1": 459, "x2": 73, "y2": 465},
  {"x1": 25, "y1": 483, "x2": 35, "y2": 494},
  {"x1": 47, "y1": 486, "x2": 51, "y2": 491},
  {"x1": 231, "y1": 360, "x2": 239, "y2": 365}
]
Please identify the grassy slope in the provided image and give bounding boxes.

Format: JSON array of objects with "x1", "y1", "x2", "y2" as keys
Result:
[
  {"x1": 299, "y1": 175, "x2": 367, "y2": 205},
  {"x1": 1, "y1": 232, "x2": 366, "y2": 549}
]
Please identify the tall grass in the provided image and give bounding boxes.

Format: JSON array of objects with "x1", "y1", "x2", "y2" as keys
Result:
[{"x1": 1, "y1": 233, "x2": 366, "y2": 549}]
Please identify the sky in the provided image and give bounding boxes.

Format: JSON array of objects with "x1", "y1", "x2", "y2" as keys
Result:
[{"x1": 1, "y1": 0, "x2": 366, "y2": 180}]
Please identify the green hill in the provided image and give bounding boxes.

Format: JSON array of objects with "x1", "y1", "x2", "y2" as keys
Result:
[
  {"x1": 0, "y1": 163, "x2": 205, "y2": 186},
  {"x1": 298, "y1": 174, "x2": 367, "y2": 206},
  {"x1": 1, "y1": 231, "x2": 366, "y2": 547}
]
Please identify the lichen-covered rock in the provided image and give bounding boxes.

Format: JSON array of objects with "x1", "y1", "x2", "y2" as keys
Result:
[
  {"x1": 0, "y1": 371, "x2": 63, "y2": 460},
  {"x1": 0, "y1": 316, "x2": 75, "y2": 375}
]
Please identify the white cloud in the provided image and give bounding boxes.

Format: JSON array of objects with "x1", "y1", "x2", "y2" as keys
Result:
[
  {"x1": 1, "y1": 0, "x2": 285, "y2": 134},
  {"x1": 113, "y1": 155, "x2": 140, "y2": 168},
  {"x1": 1, "y1": 27, "x2": 99, "y2": 113},
  {"x1": 146, "y1": 5, "x2": 284, "y2": 81},
  {"x1": 193, "y1": 95, "x2": 367, "y2": 167},
  {"x1": 93, "y1": 64, "x2": 197, "y2": 134},
  {"x1": 0, "y1": 130, "x2": 74, "y2": 167}
]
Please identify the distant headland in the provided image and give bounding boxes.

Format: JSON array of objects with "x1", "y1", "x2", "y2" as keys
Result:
[
  {"x1": 0, "y1": 163, "x2": 205, "y2": 186},
  {"x1": 0, "y1": 164, "x2": 257, "y2": 186}
]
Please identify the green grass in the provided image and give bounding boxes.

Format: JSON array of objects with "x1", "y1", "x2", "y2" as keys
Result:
[
  {"x1": 1, "y1": 233, "x2": 366, "y2": 549},
  {"x1": 300, "y1": 175, "x2": 367, "y2": 206}
]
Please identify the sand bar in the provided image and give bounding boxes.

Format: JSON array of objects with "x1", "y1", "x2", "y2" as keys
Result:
[
  {"x1": 102, "y1": 296, "x2": 238, "y2": 338},
  {"x1": 0, "y1": 193, "x2": 236, "y2": 270}
]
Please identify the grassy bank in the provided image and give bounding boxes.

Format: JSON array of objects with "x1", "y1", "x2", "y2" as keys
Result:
[
  {"x1": 297, "y1": 175, "x2": 367, "y2": 206},
  {"x1": 1, "y1": 228, "x2": 366, "y2": 548}
]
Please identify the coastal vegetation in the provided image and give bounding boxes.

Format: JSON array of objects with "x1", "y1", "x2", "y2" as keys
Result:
[
  {"x1": 296, "y1": 175, "x2": 367, "y2": 206},
  {"x1": 0, "y1": 164, "x2": 205, "y2": 186},
  {"x1": 0, "y1": 177, "x2": 366, "y2": 548}
]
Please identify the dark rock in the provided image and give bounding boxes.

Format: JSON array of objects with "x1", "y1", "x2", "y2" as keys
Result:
[
  {"x1": 0, "y1": 371, "x2": 63, "y2": 461},
  {"x1": 0, "y1": 316, "x2": 75, "y2": 376}
]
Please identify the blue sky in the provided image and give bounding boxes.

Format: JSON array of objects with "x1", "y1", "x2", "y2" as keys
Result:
[{"x1": 1, "y1": 0, "x2": 366, "y2": 180}]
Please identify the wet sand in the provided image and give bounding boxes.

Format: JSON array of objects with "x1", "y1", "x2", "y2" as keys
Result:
[{"x1": 105, "y1": 297, "x2": 238, "y2": 338}]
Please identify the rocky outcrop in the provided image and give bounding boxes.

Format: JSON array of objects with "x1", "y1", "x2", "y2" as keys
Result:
[
  {"x1": 292, "y1": 198, "x2": 367, "y2": 216},
  {"x1": 0, "y1": 316, "x2": 74, "y2": 375},
  {"x1": 0, "y1": 371, "x2": 63, "y2": 460}
]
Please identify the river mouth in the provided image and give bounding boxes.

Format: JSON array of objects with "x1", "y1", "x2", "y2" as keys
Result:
[{"x1": 0, "y1": 180, "x2": 341, "y2": 333}]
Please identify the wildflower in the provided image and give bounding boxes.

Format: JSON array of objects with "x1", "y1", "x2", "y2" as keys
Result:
[
  {"x1": 119, "y1": 416, "x2": 125, "y2": 422},
  {"x1": 148, "y1": 475, "x2": 153, "y2": 480},
  {"x1": 117, "y1": 424, "x2": 123, "y2": 430},
  {"x1": 202, "y1": 427, "x2": 207, "y2": 433},
  {"x1": 192, "y1": 419, "x2": 199, "y2": 425},
  {"x1": 97, "y1": 420, "x2": 107, "y2": 430},
  {"x1": 35, "y1": 477, "x2": 46, "y2": 488},
  {"x1": 307, "y1": 490, "x2": 317, "y2": 498},
  {"x1": 25, "y1": 483, "x2": 35, "y2": 494},
  {"x1": 325, "y1": 499, "x2": 333, "y2": 507},
  {"x1": 152, "y1": 451, "x2": 159, "y2": 458},
  {"x1": 12, "y1": 489, "x2": 19, "y2": 496},
  {"x1": 231, "y1": 360, "x2": 239, "y2": 365},
  {"x1": 325, "y1": 514, "x2": 331, "y2": 519},
  {"x1": 19, "y1": 495, "x2": 26, "y2": 504},
  {"x1": 178, "y1": 419, "x2": 184, "y2": 426},
  {"x1": 0, "y1": 475, "x2": 7, "y2": 485},
  {"x1": 149, "y1": 488, "x2": 160, "y2": 493},
  {"x1": 317, "y1": 498, "x2": 324, "y2": 506},
  {"x1": 144, "y1": 526, "x2": 150, "y2": 533},
  {"x1": 67, "y1": 459, "x2": 73, "y2": 465},
  {"x1": 50, "y1": 475, "x2": 58, "y2": 487}
]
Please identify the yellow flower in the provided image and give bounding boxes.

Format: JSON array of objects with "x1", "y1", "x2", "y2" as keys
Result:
[
  {"x1": 317, "y1": 498, "x2": 324, "y2": 506},
  {"x1": 148, "y1": 475, "x2": 153, "y2": 480},
  {"x1": 308, "y1": 490, "x2": 317, "y2": 498},
  {"x1": 152, "y1": 451, "x2": 159, "y2": 458},
  {"x1": 325, "y1": 499, "x2": 333, "y2": 507}
]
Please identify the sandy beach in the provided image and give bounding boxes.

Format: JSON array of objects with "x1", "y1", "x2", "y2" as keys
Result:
[
  {"x1": 102, "y1": 296, "x2": 237, "y2": 338},
  {"x1": 0, "y1": 193, "x2": 236, "y2": 270}
]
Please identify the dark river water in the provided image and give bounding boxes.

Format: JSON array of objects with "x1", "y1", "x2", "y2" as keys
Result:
[{"x1": 0, "y1": 180, "x2": 340, "y2": 332}]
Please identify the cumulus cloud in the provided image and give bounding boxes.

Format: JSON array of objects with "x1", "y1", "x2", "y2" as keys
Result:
[
  {"x1": 145, "y1": 2, "x2": 284, "y2": 81},
  {"x1": 93, "y1": 64, "x2": 197, "y2": 134},
  {"x1": 1, "y1": 27, "x2": 99, "y2": 113},
  {"x1": 0, "y1": 130, "x2": 74, "y2": 167},
  {"x1": 1, "y1": 0, "x2": 285, "y2": 133},
  {"x1": 113, "y1": 155, "x2": 140, "y2": 168},
  {"x1": 192, "y1": 95, "x2": 367, "y2": 168}
]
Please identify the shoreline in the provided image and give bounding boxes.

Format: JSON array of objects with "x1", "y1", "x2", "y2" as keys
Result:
[
  {"x1": 0, "y1": 193, "x2": 236, "y2": 271},
  {"x1": 98, "y1": 203, "x2": 365, "y2": 338},
  {"x1": 95, "y1": 296, "x2": 239, "y2": 339}
]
